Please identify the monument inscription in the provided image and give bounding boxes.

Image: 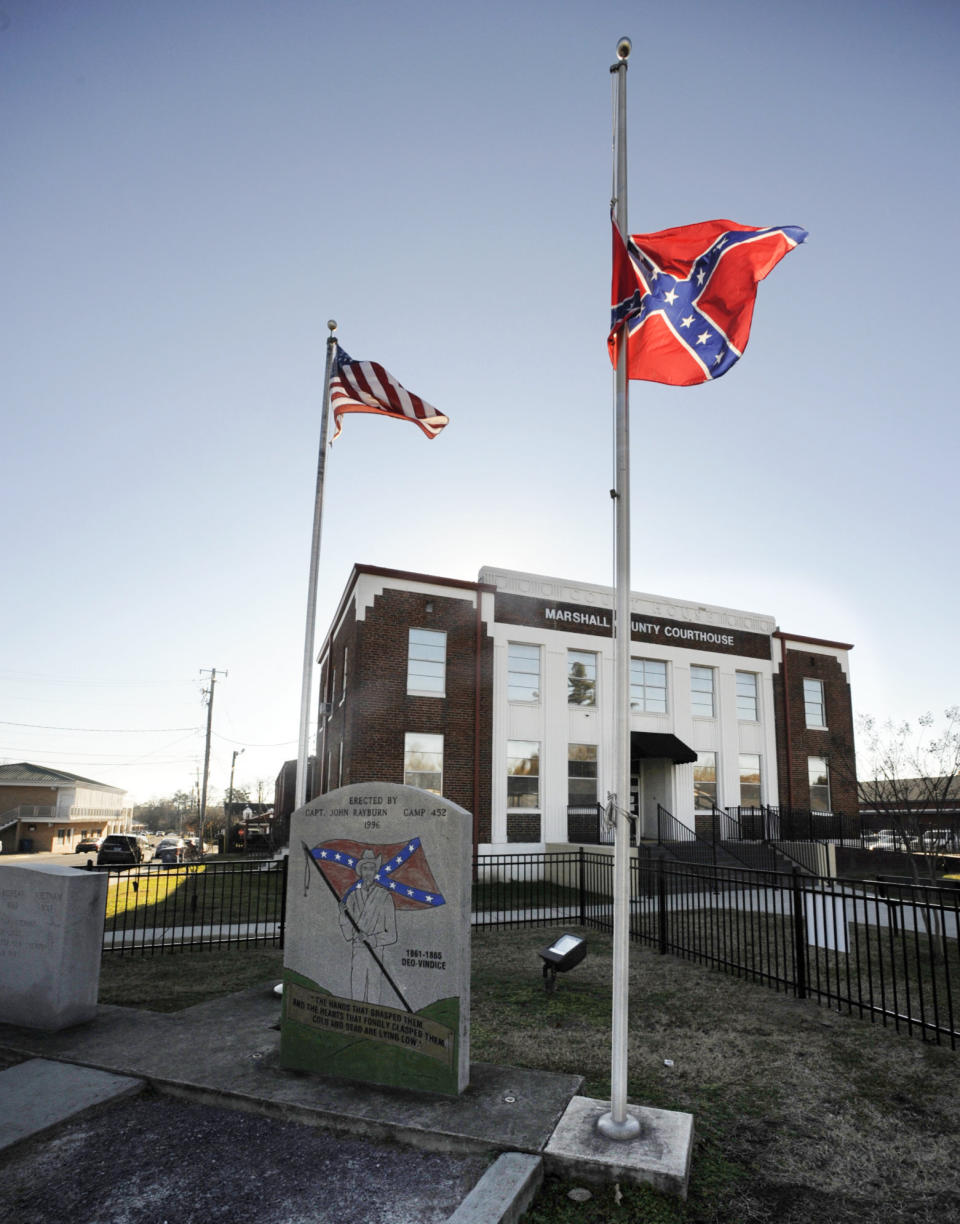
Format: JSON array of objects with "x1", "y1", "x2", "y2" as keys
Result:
[{"x1": 279, "y1": 782, "x2": 472, "y2": 1094}]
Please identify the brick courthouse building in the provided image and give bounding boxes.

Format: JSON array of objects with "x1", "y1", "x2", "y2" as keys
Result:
[{"x1": 310, "y1": 564, "x2": 856, "y2": 854}]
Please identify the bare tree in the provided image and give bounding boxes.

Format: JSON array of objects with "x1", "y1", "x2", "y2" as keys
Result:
[{"x1": 854, "y1": 708, "x2": 960, "y2": 885}]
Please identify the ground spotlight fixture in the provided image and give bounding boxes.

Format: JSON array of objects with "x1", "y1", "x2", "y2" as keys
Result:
[{"x1": 539, "y1": 932, "x2": 587, "y2": 992}]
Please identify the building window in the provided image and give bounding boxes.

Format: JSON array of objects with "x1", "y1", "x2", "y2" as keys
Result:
[
  {"x1": 404, "y1": 732, "x2": 443, "y2": 795},
  {"x1": 739, "y1": 754, "x2": 761, "y2": 809},
  {"x1": 508, "y1": 643, "x2": 541, "y2": 702},
  {"x1": 340, "y1": 647, "x2": 348, "y2": 705},
  {"x1": 329, "y1": 670, "x2": 337, "y2": 717},
  {"x1": 808, "y1": 756, "x2": 831, "y2": 812},
  {"x1": 568, "y1": 744, "x2": 598, "y2": 806},
  {"x1": 507, "y1": 740, "x2": 540, "y2": 808},
  {"x1": 407, "y1": 628, "x2": 446, "y2": 696},
  {"x1": 803, "y1": 678, "x2": 825, "y2": 728},
  {"x1": 694, "y1": 752, "x2": 717, "y2": 810},
  {"x1": 567, "y1": 650, "x2": 597, "y2": 706},
  {"x1": 630, "y1": 658, "x2": 667, "y2": 713},
  {"x1": 690, "y1": 666, "x2": 715, "y2": 717},
  {"x1": 736, "y1": 671, "x2": 758, "y2": 721}
]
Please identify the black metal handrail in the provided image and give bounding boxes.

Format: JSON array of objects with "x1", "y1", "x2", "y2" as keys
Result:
[
  {"x1": 566, "y1": 803, "x2": 608, "y2": 845},
  {"x1": 657, "y1": 803, "x2": 719, "y2": 868}
]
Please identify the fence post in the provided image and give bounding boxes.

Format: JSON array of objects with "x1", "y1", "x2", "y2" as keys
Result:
[
  {"x1": 578, "y1": 846, "x2": 586, "y2": 926},
  {"x1": 279, "y1": 853, "x2": 289, "y2": 948},
  {"x1": 792, "y1": 867, "x2": 807, "y2": 999},
  {"x1": 657, "y1": 856, "x2": 668, "y2": 954}
]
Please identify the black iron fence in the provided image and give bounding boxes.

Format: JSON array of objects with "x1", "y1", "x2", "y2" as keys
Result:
[
  {"x1": 96, "y1": 856, "x2": 287, "y2": 955},
  {"x1": 97, "y1": 849, "x2": 960, "y2": 1049},
  {"x1": 472, "y1": 850, "x2": 960, "y2": 1048}
]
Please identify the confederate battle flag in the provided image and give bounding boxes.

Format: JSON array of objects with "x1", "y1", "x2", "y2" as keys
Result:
[
  {"x1": 609, "y1": 215, "x2": 807, "y2": 386},
  {"x1": 308, "y1": 838, "x2": 446, "y2": 910}
]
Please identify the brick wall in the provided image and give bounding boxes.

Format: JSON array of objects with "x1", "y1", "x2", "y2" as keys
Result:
[
  {"x1": 0, "y1": 785, "x2": 60, "y2": 814},
  {"x1": 773, "y1": 648, "x2": 857, "y2": 817},
  {"x1": 319, "y1": 585, "x2": 493, "y2": 845}
]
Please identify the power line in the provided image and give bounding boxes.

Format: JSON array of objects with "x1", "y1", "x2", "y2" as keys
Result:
[
  {"x1": 0, "y1": 720, "x2": 199, "y2": 733},
  {"x1": 212, "y1": 732, "x2": 298, "y2": 748}
]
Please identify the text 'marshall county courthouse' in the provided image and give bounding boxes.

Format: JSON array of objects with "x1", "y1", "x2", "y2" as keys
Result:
[{"x1": 314, "y1": 564, "x2": 855, "y2": 853}]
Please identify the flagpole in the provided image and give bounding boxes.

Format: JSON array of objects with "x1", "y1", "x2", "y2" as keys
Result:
[
  {"x1": 295, "y1": 320, "x2": 339, "y2": 811},
  {"x1": 598, "y1": 36, "x2": 641, "y2": 1143}
]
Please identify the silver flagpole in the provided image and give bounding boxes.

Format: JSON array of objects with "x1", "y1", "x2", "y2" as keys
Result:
[
  {"x1": 598, "y1": 37, "x2": 641, "y2": 1142},
  {"x1": 295, "y1": 320, "x2": 339, "y2": 811}
]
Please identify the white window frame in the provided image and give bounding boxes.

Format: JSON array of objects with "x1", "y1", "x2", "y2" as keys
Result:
[
  {"x1": 568, "y1": 743, "x2": 598, "y2": 807},
  {"x1": 407, "y1": 628, "x2": 447, "y2": 697},
  {"x1": 690, "y1": 665, "x2": 715, "y2": 718},
  {"x1": 567, "y1": 649, "x2": 597, "y2": 707},
  {"x1": 736, "y1": 671, "x2": 759, "y2": 722},
  {"x1": 507, "y1": 740, "x2": 541, "y2": 810},
  {"x1": 507, "y1": 642, "x2": 541, "y2": 703},
  {"x1": 803, "y1": 677, "x2": 826, "y2": 729},
  {"x1": 630, "y1": 657, "x2": 667, "y2": 714},
  {"x1": 694, "y1": 751, "x2": 718, "y2": 811},
  {"x1": 404, "y1": 732, "x2": 444, "y2": 795},
  {"x1": 808, "y1": 755, "x2": 831, "y2": 812},
  {"x1": 739, "y1": 753, "x2": 762, "y2": 809}
]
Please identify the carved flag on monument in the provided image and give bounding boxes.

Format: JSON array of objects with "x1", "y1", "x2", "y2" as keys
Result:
[
  {"x1": 609, "y1": 215, "x2": 807, "y2": 386},
  {"x1": 307, "y1": 838, "x2": 447, "y2": 910},
  {"x1": 281, "y1": 783, "x2": 472, "y2": 1095}
]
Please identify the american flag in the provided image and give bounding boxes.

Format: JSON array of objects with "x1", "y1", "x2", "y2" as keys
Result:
[
  {"x1": 329, "y1": 346, "x2": 449, "y2": 440},
  {"x1": 609, "y1": 216, "x2": 807, "y2": 386}
]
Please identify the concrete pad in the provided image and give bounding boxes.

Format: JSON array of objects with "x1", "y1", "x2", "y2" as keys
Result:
[
  {"x1": 0, "y1": 1058, "x2": 143, "y2": 1153},
  {"x1": 0, "y1": 987, "x2": 583, "y2": 1158},
  {"x1": 446, "y1": 1152, "x2": 543, "y2": 1224},
  {"x1": 544, "y1": 1094, "x2": 694, "y2": 1199}
]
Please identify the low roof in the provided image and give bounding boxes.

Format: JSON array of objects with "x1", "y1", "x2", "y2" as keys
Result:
[{"x1": 0, "y1": 762, "x2": 126, "y2": 794}]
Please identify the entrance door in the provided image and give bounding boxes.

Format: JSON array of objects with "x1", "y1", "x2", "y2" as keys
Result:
[{"x1": 635, "y1": 759, "x2": 669, "y2": 840}]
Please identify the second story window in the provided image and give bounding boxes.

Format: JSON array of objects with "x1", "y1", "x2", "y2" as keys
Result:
[
  {"x1": 567, "y1": 650, "x2": 597, "y2": 706},
  {"x1": 407, "y1": 628, "x2": 446, "y2": 696},
  {"x1": 630, "y1": 658, "x2": 667, "y2": 713},
  {"x1": 508, "y1": 643, "x2": 541, "y2": 702},
  {"x1": 736, "y1": 671, "x2": 758, "y2": 721},
  {"x1": 803, "y1": 677, "x2": 826, "y2": 728},
  {"x1": 690, "y1": 665, "x2": 715, "y2": 717}
]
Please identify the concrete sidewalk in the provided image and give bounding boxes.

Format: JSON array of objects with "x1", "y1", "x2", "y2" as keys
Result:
[{"x1": 0, "y1": 982, "x2": 580, "y2": 1223}]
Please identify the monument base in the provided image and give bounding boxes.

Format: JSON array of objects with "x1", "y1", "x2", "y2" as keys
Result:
[{"x1": 544, "y1": 1095, "x2": 693, "y2": 1199}]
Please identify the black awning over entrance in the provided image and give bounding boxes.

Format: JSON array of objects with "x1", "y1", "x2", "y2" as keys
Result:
[{"x1": 631, "y1": 731, "x2": 698, "y2": 766}]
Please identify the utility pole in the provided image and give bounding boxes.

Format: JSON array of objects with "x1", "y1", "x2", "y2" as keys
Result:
[
  {"x1": 224, "y1": 747, "x2": 244, "y2": 855},
  {"x1": 199, "y1": 668, "x2": 226, "y2": 856}
]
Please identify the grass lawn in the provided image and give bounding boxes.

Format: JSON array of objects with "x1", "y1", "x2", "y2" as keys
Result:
[
  {"x1": 101, "y1": 860, "x2": 285, "y2": 933},
  {"x1": 98, "y1": 926, "x2": 960, "y2": 1223}
]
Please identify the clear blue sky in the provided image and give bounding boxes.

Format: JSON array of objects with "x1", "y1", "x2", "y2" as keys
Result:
[{"x1": 3, "y1": 0, "x2": 958, "y2": 805}]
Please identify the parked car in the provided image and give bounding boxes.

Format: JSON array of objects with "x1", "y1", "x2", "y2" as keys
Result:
[
  {"x1": 154, "y1": 837, "x2": 201, "y2": 865},
  {"x1": 97, "y1": 834, "x2": 146, "y2": 866},
  {"x1": 75, "y1": 837, "x2": 103, "y2": 854}
]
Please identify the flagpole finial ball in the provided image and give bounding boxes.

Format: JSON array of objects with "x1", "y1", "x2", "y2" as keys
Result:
[
  {"x1": 616, "y1": 37, "x2": 631, "y2": 60},
  {"x1": 327, "y1": 319, "x2": 338, "y2": 333}
]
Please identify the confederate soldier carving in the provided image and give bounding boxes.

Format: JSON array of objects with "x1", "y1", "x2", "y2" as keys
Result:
[{"x1": 338, "y1": 849, "x2": 398, "y2": 1002}]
